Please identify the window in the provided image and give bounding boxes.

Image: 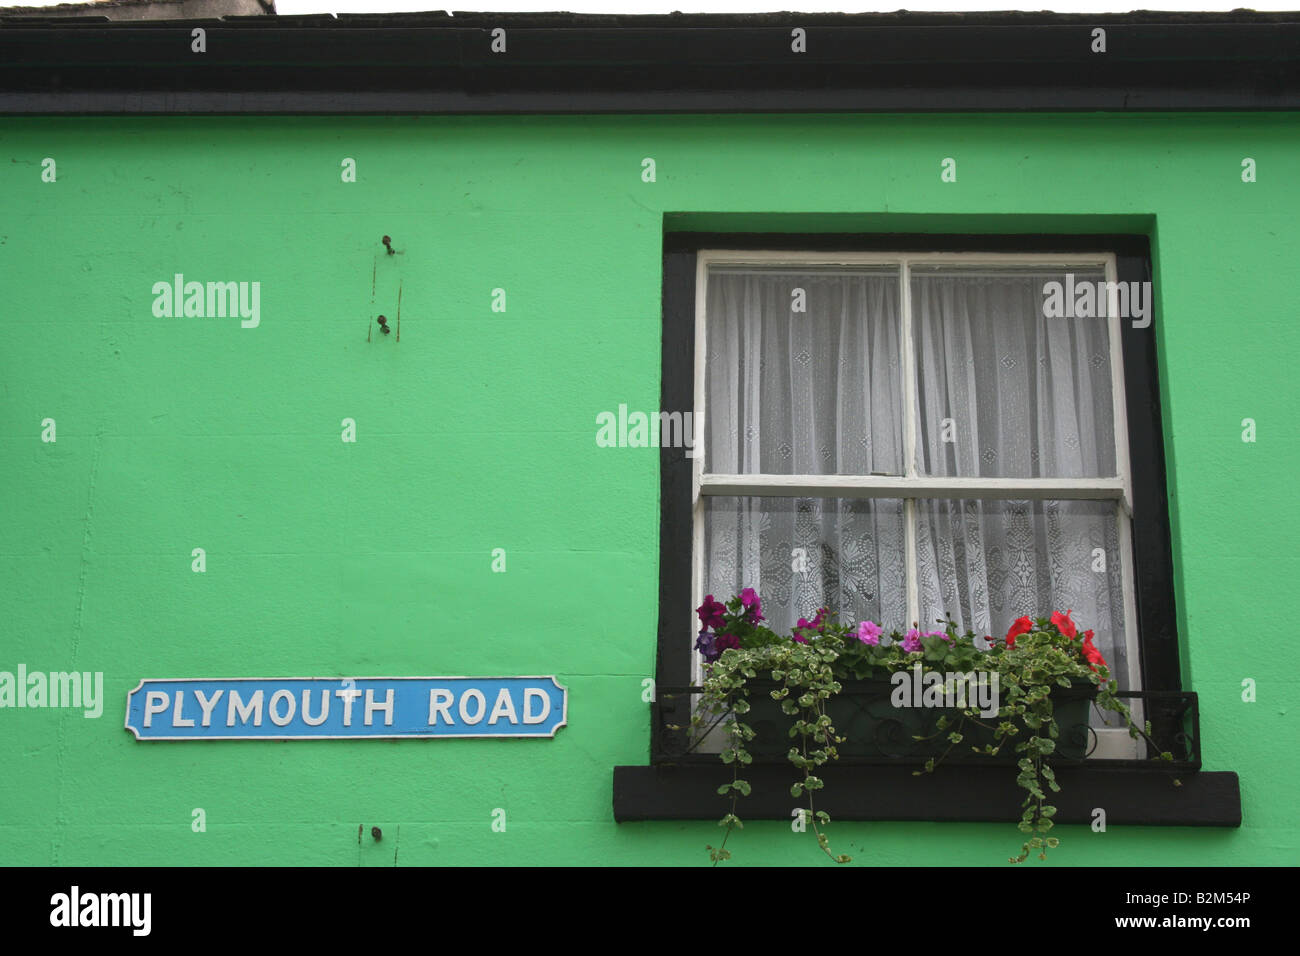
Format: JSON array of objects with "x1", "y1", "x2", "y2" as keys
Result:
[{"x1": 655, "y1": 234, "x2": 1180, "y2": 762}]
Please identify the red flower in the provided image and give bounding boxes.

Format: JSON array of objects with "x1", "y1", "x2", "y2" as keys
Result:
[
  {"x1": 1080, "y1": 629, "x2": 1107, "y2": 672},
  {"x1": 1004, "y1": 616, "x2": 1034, "y2": 649},
  {"x1": 1051, "y1": 609, "x2": 1077, "y2": 639}
]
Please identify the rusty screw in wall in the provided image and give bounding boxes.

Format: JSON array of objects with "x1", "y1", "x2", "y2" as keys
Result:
[
  {"x1": 377, "y1": 315, "x2": 390, "y2": 335},
  {"x1": 382, "y1": 236, "x2": 395, "y2": 255},
  {"x1": 371, "y1": 826, "x2": 383, "y2": 841}
]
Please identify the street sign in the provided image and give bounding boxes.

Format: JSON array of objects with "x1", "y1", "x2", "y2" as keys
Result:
[{"x1": 125, "y1": 676, "x2": 567, "y2": 741}]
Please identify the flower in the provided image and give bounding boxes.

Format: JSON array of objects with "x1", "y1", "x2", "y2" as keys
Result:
[
  {"x1": 694, "y1": 628, "x2": 718, "y2": 663},
  {"x1": 1051, "y1": 609, "x2": 1077, "y2": 639},
  {"x1": 696, "y1": 595, "x2": 726, "y2": 631},
  {"x1": 795, "y1": 608, "x2": 828, "y2": 637},
  {"x1": 1080, "y1": 629, "x2": 1107, "y2": 672},
  {"x1": 1004, "y1": 616, "x2": 1034, "y2": 649},
  {"x1": 796, "y1": 608, "x2": 827, "y2": 631},
  {"x1": 927, "y1": 629, "x2": 951, "y2": 643},
  {"x1": 716, "y1": 633, "x2": 740, "y2": 655},
  {"x1": 739, "y1": 587, "x2": 764, "y2": 622},
  {"x1": 856, "y1": 620, "x2": 883, "y2": 645},
  {"x1": 902, "y1": 628, "x2": 923, "y2": 653}
]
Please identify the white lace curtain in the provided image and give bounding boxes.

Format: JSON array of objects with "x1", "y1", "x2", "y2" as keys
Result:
[{"x1": 703, "y1": 265, "x2": 1128, "y2": 687}]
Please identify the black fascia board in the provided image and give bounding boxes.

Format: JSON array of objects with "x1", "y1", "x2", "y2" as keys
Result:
[{"x1": 1, "y1": 11, "x2": 1299, "y2": 113}]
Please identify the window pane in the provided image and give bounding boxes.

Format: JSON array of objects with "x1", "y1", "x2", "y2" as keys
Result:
[
  {"x1": 911, "y1": 266, "x2": 1117, "y2": 478},
  {"x1": 915, "y1": 498, "x2": 1128, "y2": 689},
  {"x1": 705, "y1": 265, "x2": 903, "y2": 476},
  {"x1": 704, "y1": 495, "x2": 907, "y2": 636}
]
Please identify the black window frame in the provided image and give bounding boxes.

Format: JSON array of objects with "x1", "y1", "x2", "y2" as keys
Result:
[{"x1": 654, "y1": 230, "x2": 1180, "y2": 757}]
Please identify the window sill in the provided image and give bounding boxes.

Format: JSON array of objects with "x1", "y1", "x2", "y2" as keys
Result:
[{"x1": 612, "y1": 763, "x2": 1241, "y2": 826}]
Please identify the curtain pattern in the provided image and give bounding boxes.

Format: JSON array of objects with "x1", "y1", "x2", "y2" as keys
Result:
[{"x1": 702, "y1": 265, "x2": 1129, "y2": 690}]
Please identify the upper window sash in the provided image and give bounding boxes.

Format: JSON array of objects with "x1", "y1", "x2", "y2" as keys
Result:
[{"x1": 693, "y1": 250, "x2": 1134, "y2": 516}]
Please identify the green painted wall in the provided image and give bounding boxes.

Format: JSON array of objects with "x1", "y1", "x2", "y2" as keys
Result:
[{"x1": 1, "y1": 114, "x2": 1295, "y2": 866}]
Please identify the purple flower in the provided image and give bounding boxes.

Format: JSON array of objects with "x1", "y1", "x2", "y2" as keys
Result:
[
  {"x1": 902, "y1": 628, "x2": 923, "y2": 653},
  {"x1": 927, "y1": 629, "x2": 951, "y2": 644},
  {"x1": 857, "y1": 620, "x2": 883, "y2": 645},
  {"x1": 739, "y1": 587, "x2": 764, "y2": 622},
  {"x1": 716, "y1": 633, "x2": 740, "y2": 655},
  {"x1": 696, "y1": 595, "x2": 726, "y2": 631},
  {"x1": 695, "y1": 628, "x2": 718, "y2": 663}
]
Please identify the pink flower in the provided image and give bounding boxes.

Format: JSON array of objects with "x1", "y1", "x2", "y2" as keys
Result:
[
  {"x1": 857, "y1": 620, "x2": 883, "y2": 646},
  {"x1": 902, "y1": 628, "x2": 923, "y2": 653}
]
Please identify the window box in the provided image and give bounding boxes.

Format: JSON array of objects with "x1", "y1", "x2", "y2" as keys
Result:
[{"x1": 738, "y1": 677, "x2": 1097, "y2": 763}]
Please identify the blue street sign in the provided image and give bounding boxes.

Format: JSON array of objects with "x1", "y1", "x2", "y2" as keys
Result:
[{"x1": 125, "y1": 676, "x2": 567, "y2": 741}]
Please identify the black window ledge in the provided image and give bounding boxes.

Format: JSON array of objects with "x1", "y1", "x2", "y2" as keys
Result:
[{"x1": 613, "y1": 764, "x2": 1241, "y2": 827}]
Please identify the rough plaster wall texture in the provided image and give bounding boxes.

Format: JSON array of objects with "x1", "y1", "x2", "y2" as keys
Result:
[{"x1": 0, "y1": 113, "x2": 1296, "y2": 865}]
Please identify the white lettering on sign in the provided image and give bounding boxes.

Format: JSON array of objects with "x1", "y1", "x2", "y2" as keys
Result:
[
  {"x1": 428, "y1": 688, "x2": 455, "y2": 725},
  {"x1": 227, "y1": 689, "x2": 263, "y2": 727},
  {"x1": 523, "y1": 688, "x2": 550, "y2": 724},
  {"x1": 364, "y1": 688, "x2": 394, "y2": 726},
  {"x1": 194, "y1": 689, "x2": 223, "y2": 727},
  {"x1": 335, "y1": 686, "x2": 360, "y2": 725},
  {"x1": 488, "y1": 687, "x2": 518, "y2": 724},
  {"x1": 302, "y1": 689, "x2": 329, "y2": 726},
  {"x1": 172, "y1": 692, "x2": 195, "y2": 728},
  {"x1": 459, "y1": 688, "x2": 487, "y2": 725},
  {"x1": 143, "y1": 691, "x2": 169, "y2": 727},
  {"x1": 269, "y1": 689, "x2": 296, "y2": 726}
]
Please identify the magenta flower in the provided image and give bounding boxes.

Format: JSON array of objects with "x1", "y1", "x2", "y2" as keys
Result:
[
  {"x1": 927, "y1": 629, "x2": 951, "y2": 644},
  {"x1": 696, "y1": 595, "x2": 726, "y2": 631},
  {"x1": 857, "y1": 620, "x2": 883, "y2": 645},
  {"x1": 739, "y1": 587, "x2": 764, "y2": 622},
  {"x1": 796, "y1": 608, "x2": 827, "y2": 631},
  {"x1": 902, "y1": 628, "x2": 923, "y2": 653},
  {"x1": 716, "y1": 633, "x2": 740, "y2": 655},
  {"x1": 794, "y1": 608, "x2": 828, "y2": 644}
]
